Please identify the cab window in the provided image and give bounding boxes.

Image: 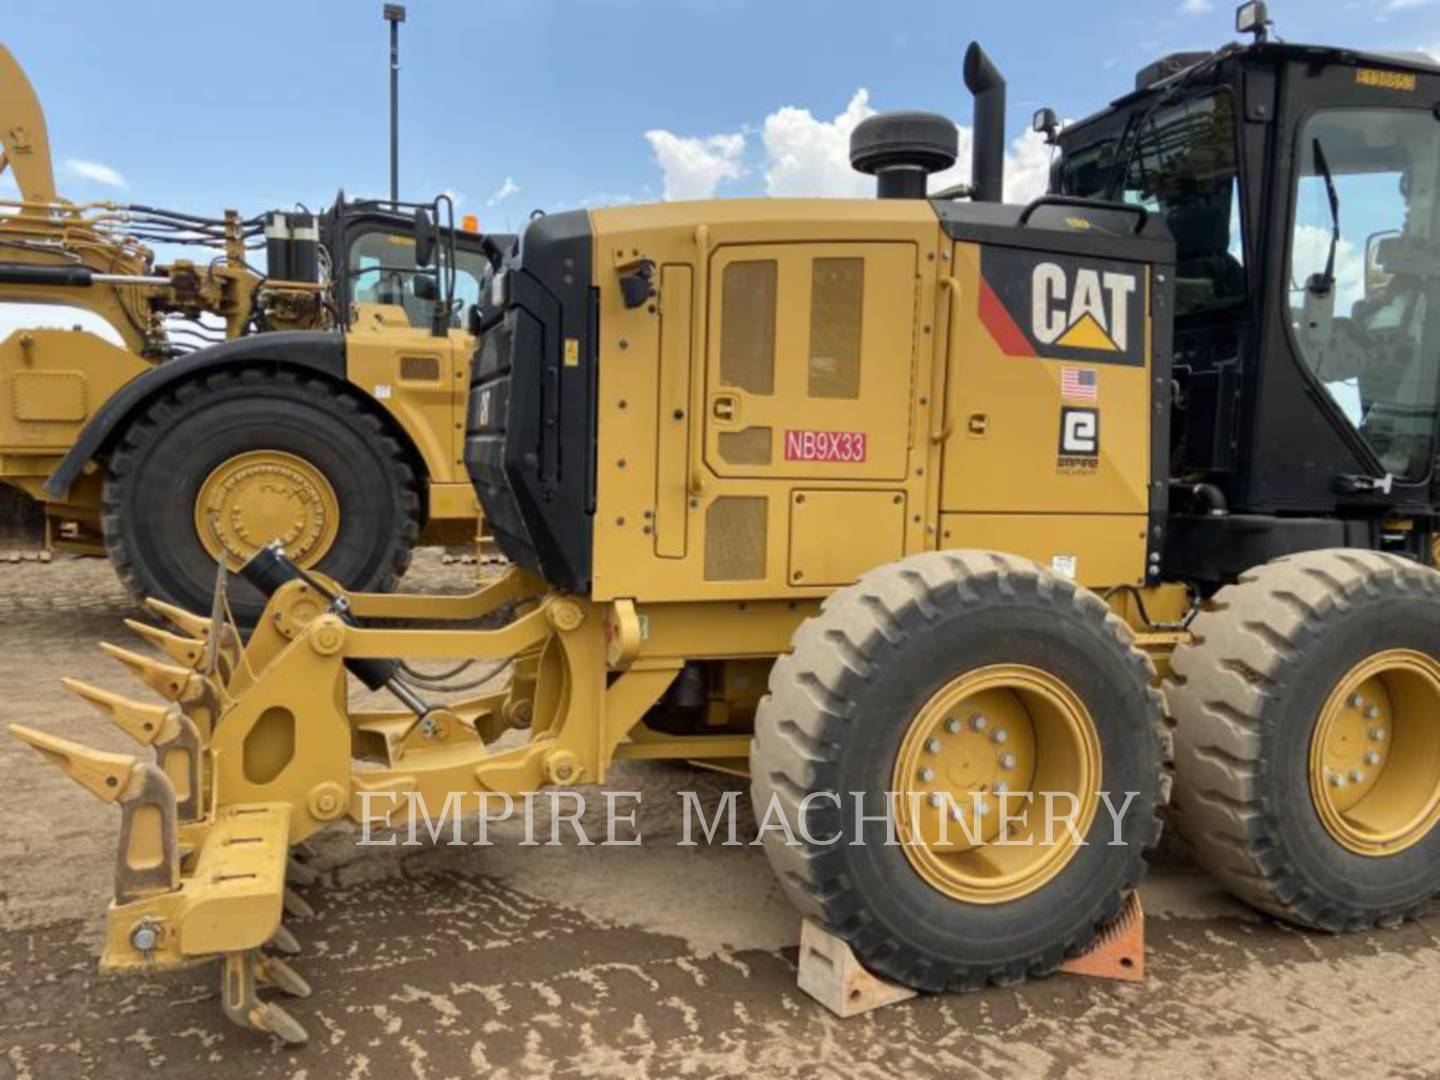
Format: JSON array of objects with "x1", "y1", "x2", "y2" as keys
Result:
[
  {"x1": 1288, "y1": 107, "x2": 1440, "y2": 481},
  {"x1": 1063, "y1": 92, "x2": 1245, "y2": 317},
  {"x1": 347, "y1": 230, "x2": 486, "y2": 329}
]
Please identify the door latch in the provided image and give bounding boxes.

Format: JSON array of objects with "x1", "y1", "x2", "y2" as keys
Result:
[{"x1": 711, "y1": 393, "x2": 739, "y2": 423}]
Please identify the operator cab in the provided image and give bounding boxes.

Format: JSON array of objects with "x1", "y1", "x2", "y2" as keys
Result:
[
  {"x1": 1054, "y1": 2, "x2": 1440, "y2": 577},
  {"x1": 320, "y1": 195, "x2": 494, "y2": 331}
]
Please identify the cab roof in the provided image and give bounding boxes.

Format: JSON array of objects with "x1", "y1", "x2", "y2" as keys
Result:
[{"x1": 1063, "y1": 40, "x2": 1440, "y2": 139}]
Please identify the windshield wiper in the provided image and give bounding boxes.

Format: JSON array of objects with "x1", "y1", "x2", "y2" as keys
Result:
[{"x1": 1308, "y1": 136, "x2": 1342, "y2": 297}]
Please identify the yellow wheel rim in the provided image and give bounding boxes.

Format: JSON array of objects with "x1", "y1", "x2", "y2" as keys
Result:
[
  {"x1": 194, "y1": 450, "x2": 340, "y2": 569},
  {"x1": 1309, "y1": 649, "x2": 1440, "y2": 856},
  {"x1": 892, "y1": 664, "x2": 1101, "y2": 904}
]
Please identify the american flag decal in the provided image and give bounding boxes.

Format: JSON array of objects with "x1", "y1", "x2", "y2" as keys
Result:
[{"x1": 1061, "y1": 367, "x2": 1098, "y2": 401}]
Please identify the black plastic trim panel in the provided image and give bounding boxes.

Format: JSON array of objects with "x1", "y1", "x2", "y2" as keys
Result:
[{"x1": 464, "y1": 211, "x2": 596, "y2": 591}]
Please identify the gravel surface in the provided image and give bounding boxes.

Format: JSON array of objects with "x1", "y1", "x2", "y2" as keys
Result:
[{"x1": 2, "y1": 553, "x2": 1437, "y2": 1079}]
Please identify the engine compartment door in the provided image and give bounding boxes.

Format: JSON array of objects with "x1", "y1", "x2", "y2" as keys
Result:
[{"x1": 702, "y1": 242, "x2": 916, "y2": 482}]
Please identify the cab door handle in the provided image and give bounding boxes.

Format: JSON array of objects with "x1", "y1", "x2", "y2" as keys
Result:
[{"x1": 711, "y1": 393, "x2": 739, "y2": 423}]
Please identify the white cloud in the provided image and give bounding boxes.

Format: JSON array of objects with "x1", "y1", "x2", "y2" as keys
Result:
[
  {"x1": 760, "y1": 90, "x2": 1050, "y2": 204},
  {"x1": 62, "y1": 158, "x2": 126, "y2": 189},
  {"x1": 1387, "y1": 0, "x2": 1435, "y2": 9},
  {"x1": 1180, "y1": 0, "x2": 1213, "y2": 12},
  {"x1": 487, "y1": 177, "x2": 520, "y2": 206},
  {"x1": 643, "y1": 89, "x2": 1058, "y2": 206},
  {"x1": 763, "y1": 90, "x2": 876, "y2": 198},
  {"x1": 643, "y1": 130, "x2": 746, "y2": 200}
]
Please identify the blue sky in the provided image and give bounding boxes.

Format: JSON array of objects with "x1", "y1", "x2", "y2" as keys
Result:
[{"x1": 7, "y1": 0, "x2": 1440, "y2": 234}]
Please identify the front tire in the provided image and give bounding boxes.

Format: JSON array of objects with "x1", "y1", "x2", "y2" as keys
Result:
[
  {"x1": 1167, "y1": 549, "x2": 1440, "y2": 931},
  {"x1": 103, "y1": 368, "x2": 419, "y2": 622},
  {"x1": 750, "y1": 550, "x2": 1167, "y2": 991}
]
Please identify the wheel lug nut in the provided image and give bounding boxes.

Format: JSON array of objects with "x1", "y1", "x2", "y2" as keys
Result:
[
  {"x1": 1364, "y1": 705, "x2": 1380, "y2": 720},
  {"x1": 1370, "y1": 727, "x2": 1386, "y2": 741},
  {"x1": 1350, "y1": 768, "x2": 1364, "y2": 783},
  {"x1": 945, "y1": 717, "x2": 962, "y2": 734},
  {"x1": 971, "y1": 714, "x2": 988, "y2": 731},
  {"x1": 928, "y1": 792, "x2": 944, "y2": 808},
  {"x1": 925, "y1": 737, "x2": 942, "y2": 754},
  {"x1": 995, "y1": 781, "x2": 1009, "y2": 794},
  {"x1": 950, "y1": 804, "x2": 965, "y2": 822},
  {"x1": 993, "y1": 729, "x2": 1008, "y2": 744},
  {"x1": 976, "y1": 800, "x2": 991, "y2": 816},
  {"x1": 1364, "y1": 750, "x2": 1381, "y2": 766},
  {"x1": 1331, "y1": 772, "x2": 1347, "y2": 788},
  {"x1": 999, "y1": 753, "x2": 1017, "y2": 770},
  {"x1": 1349, "y1": 694, "x2": 1366, "y2": 709},
  {"x1": 918, "y1": 766, "x2": 935, "y2": 782}
]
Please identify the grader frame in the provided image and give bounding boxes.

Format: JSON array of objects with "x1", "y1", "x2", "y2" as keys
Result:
[{"x1": 9, "y1": 545, "x2": 1186, "y2": 1042}]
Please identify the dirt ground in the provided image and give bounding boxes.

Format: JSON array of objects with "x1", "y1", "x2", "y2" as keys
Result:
[{"x1": 2, "y1": 553, "x2": 1439, "y2": 1079}]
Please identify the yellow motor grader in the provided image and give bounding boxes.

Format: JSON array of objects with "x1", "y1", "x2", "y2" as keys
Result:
[
  {"x1": 14, "y1": 3, "x2": 1440, "y2": 1043},
  {"x1": 0, "y1": 45, "x2": 495, "y2": 619}
]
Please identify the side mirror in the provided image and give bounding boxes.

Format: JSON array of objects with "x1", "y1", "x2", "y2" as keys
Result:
[
  {"x1": 413, "y1": 207, "x2": 438, "y2": 268},
  {"x1": 412, "y1": 274, "x2": 438, "y2": 301},
  {"x1": 1365, "y1": 229, "x2": 1400, "y2": 299},
  {"x1": 1032, "y1": 107, "x2": 1060, "y2": 145}
]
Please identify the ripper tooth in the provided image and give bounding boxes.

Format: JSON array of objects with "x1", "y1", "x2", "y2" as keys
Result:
[
  {"x1": 10, "y1": 725, "x2": 179, "y2": 902},
  {"x1": 286, "y1": 857, "x2": 320, "y2": 888},
  {"x1": 143, "y1": 597, "x2": 214, "y2": 639},
  {"x1": 62, "y1": 678, "x2": 172, "y2": 745},
  {"x1": 283, "y1": 888, "x2": 316, "y2": 921},
  {"x1": 60, "y1": 680, "x2": 205, "y2": 821},
  {"x1": 257, "y1": 954, "x2": 312, "y2": 999},
  {"x1": 222, "y1": 951, "x2": 309, "y2": 1046},
  {"x1": 267, "y1": 925, "x2": 302, "y2": 956},
  {"x1": 125, "y1": 619, "x2": 205, "y2": 668},
  {"x1": 99, "y1": 643, "x2": 221, "y2": 742},
  {"x1": 99, "y1": 642, "x2": 195, "y2": 702}
]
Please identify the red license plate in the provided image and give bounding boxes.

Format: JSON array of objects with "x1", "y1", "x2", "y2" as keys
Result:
[{"x1": 783, "y1": 430, "x2": 868, "y2": 463}]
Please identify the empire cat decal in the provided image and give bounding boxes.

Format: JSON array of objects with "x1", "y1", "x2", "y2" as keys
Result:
[{"x1": 978, "y1": 247, "x2": 1146, "y2": 367}]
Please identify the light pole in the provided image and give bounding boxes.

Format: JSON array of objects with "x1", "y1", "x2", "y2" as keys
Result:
[{"x1": 383, "y1": 4, "x2": 406, "y2": 206}]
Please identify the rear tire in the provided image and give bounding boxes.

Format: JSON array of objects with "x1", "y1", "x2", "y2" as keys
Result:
[
  {"x1": 1167, "y1": 549, "x2": 1440, "y2": 930},
  {"x1": 750, "y1": 550, "x2": 1167, "y2": 991},
  {"x1": 103, "y1": 369, "x2": 420, "y2": 622}
]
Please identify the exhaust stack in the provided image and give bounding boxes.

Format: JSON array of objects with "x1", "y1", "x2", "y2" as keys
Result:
[{"x1": 963, "y1": 42, "x2": 1006, "y2": 203}]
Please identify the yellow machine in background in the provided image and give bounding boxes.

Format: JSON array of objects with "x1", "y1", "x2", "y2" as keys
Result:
[
  {"x1": 0, "y1": 45, "x2": 491, "y2": 617},
  {"x1": 16, "y1": 8, "x2": 1440, "y2": 1047}
]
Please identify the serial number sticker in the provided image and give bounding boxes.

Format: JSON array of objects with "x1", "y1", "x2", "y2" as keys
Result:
[
  {"x1": 783, "y1": 429, "x2": 868, "y2": 463},
  {"x1": 1356, "y1": 68, "x2": 1417, "y2": 91}
]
